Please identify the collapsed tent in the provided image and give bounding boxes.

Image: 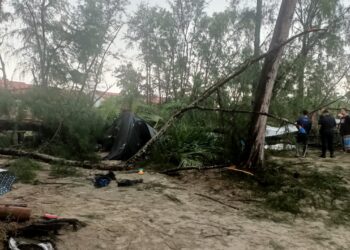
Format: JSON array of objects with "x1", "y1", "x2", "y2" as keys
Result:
[{"x1": 105, "y1": 111, "x2": 156, "y2": 160}]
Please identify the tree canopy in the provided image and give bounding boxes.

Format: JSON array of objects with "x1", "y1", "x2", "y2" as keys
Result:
[{"x1": 1, "y1": 0, "x2": 350, "y2": 166}]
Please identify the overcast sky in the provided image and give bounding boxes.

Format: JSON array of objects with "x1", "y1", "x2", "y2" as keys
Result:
[
  {"x1": 129, "y1": 0, "x2": 230, "y2": 14},
  {"x1": 4, "y1": 0, "x2": 231, "y2": 85}
]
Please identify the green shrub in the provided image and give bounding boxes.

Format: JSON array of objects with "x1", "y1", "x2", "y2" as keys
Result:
[
  {"x1": 258, "y1": 165, "x2": 349, "y2": 216},
  {"x1": 151, "y1": 118, "x2": 224, "y2": 167},
  {"x1": 22, "y1": 87, "x2": 104, "y2": 160},
  {"x1": 0, "y1": 133, "x2": 12, "y2": 147},
  {"x1": 97, "y1": 95, "x2": 125, "y2": 124},
  {"x1": 8, "y1": 158, "x2": 42, "y2": 184},
  {"x1": 0, "y1": 90, "x2": 15, "y2": 116}
]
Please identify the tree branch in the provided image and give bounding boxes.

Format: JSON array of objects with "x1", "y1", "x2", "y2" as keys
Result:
[
  {"x1": 127, "y1": 28, "x2": 327, "y2": 164},
  {"x1": 189, "y1": 106, "x2": 295, "y2": 125}
]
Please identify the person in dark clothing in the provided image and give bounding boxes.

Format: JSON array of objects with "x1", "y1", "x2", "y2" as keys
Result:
[
  {"x1": 339, "y1": 108, "x2": 350, "y2": 152},
  {"x1": 318, "y1": 109, "x2": 337, "y2": 158},
  {"x1": 296, "y1": 110, "x2": 312, "y2": 157}
]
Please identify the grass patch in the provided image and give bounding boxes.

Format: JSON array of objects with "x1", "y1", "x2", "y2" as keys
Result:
[
  {"x1": 8, "y1": 158, "x2": 42, "y2": 184},
  {"x1": 253, "y1": 163, "x2": 350, "y2": 224},
  {"x1": 49, "y1": 164, "x2": 80, "y2": 178}
]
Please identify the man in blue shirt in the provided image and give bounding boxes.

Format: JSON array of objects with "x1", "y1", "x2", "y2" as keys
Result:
[{"x1": 296, "y1": 110, "x2": 312, "y2": 157}]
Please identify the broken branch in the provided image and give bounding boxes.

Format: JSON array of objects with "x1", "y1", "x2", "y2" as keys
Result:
[
  {"x1": 0, "y1": 148, "x2": 127, "y2": 170},
  {"x1": 127, "y1": 28, "x2": 326, "y2": 164},
  {"x1": 195, "y1": 193, "x2": 239, "y2": 210}
]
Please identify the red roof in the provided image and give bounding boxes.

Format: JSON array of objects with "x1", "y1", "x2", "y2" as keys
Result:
[
  {"x1": 0, "y1": 80, "x2": 32, "y2": 92},
  {"x1": 0, "y1": 80, "x2": 122, "y2": 101}
]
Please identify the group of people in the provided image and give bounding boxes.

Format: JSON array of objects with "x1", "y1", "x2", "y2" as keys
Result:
[{"x1": 295, "y1": 108, "x2": 350, "y2": 158}]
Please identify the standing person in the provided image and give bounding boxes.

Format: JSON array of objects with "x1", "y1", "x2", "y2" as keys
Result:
[
  {"x1": 319, "y1": 109, "x2": 337, "y2": 158},
  {"x1": 296, "y1": 110, "x2": 312, "y2": 157},
  {"x1": 339, "y1": 108, "x2": 350, "y2": 152}
]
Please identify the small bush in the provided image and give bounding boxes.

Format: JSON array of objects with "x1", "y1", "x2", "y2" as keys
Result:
[
  {"x1": 0, "y1": 133, "x2": 13, "y2": 147},
  {"x1": 151, "y1": 121, "x2": 223, "y2": 167},
  {"x1": 266, "y1": 187, "x2": 306, "y2": 214},
  {"x1": 23, "y1": 87, "x2": 104, "y2": 160},
  {"x1": 0, "y1": 90, "x2": 15, "y2": 116},
  {"x1": 8, "y1": 158, "x2": 42, "y2": 184},
  {"x1": 50, "y1": 164, "x2": 80, "y2": 178}
]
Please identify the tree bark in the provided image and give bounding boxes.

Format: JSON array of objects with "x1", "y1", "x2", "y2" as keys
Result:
[
  {"x1": 244, "y1": 0, "x2": 298, "y2": 169},
  {"x1": 296, "y1": 34, "x2": 308, "y2": 106},
  {"x1": 252, "y1": 0, "x2": 263, "y2": 95},
  {"x1": 254, "y1": 0, "x2": 263, "y2": 58},
  {"x1": 0, "y1": 54, "x2": 7, "y2": 89}
]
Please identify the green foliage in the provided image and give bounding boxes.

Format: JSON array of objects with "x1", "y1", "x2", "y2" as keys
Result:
[
  {"x1": 0, "y1": 133, "x2": 12, "y2": 147},
  {"x1": 151, "y1": 112, "x2": 224, "y2": 167},
  {"x1": 0, "y1": 90, "x2": 15, "y2": 116},
  {"x1": 134, "y1": 102, "x2": 164, "y2": 128},
  {"x1": 23, "y1": 87, "x2": 104, "y2": 160},
  {"x1": 97, "y1": 95, "x2": 124, "y2": 124},
  {"x1": 2, "y1": 0, "x2": 349, "y2": 167},
  {"x1": 8, "y1": 158, "x2": 42, "y2": 184},
  {"x1": 50, "y1": 164, "x2": 80, "y2": 178},
  {"x1": 258, "y1": 164, "x2": 349, "y2": 216}
]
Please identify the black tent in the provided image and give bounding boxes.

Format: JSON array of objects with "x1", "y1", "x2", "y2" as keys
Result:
[{"x1": 105, "y1": 111, "x2": 156, "y2": 160}]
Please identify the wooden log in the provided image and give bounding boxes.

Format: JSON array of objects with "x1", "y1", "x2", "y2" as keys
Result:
[
  {"x1": 161, "y1": 164, "x2": 230, "y2": 175},
  {"x1": 0, "y1": 205, "x2": 31, "y2": 222},
  {"x1": 0, "y1": 148, "x2": 127, "y2": 170}
]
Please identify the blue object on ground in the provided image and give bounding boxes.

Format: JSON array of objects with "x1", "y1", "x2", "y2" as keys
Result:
[{"x1": 94, "y1": 176, "x2": 111, "y2": 188}]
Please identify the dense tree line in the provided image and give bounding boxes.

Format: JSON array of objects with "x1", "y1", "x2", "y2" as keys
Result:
[{"x1": 1, "y1": 0, "x2": 350, "y2": 166}]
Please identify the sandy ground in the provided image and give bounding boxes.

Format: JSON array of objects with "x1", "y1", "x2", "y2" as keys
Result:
[{"x1": 1, "y1": 151, "x2": 350, "y2": 250}]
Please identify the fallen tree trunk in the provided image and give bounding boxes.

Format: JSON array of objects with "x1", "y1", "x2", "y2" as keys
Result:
[
  {"x1": 127, "y1": 28, "x2": 325, "y2": 164},
  {"x1": 0, "y1": 148, "x2": 127, "y2": 171},
  {"x1": 161, "y1": 164, "x2": 230, "y2": 175}
]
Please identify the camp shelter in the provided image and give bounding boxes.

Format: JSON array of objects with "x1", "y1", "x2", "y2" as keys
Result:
[
  {"x1": 105, "y1": 111, "x2": 156, "y2": 160},
  {"x1": 266, "y1": 124, "x2": 298, "y2": 137}
]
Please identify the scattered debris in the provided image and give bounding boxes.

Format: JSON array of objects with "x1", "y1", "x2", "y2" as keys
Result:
[
  {"x1": 9, "y1": 237, "x2": 54, "y2": 250},
  {"x1": 117, "y1": 179, "x2": 143, "y2": 187},
  {"x1": 94, "y1": 171, "x2": 116, "y2": 188},
  {"x1": 2, "y1": 218, "x2": 86, "y2": 249},
  {"x1": 195, "y1": 193, "x2": 239, "y2": 210},
  {"x1": 43, "y1": 214, "x2": 59, "y2": 220}
]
